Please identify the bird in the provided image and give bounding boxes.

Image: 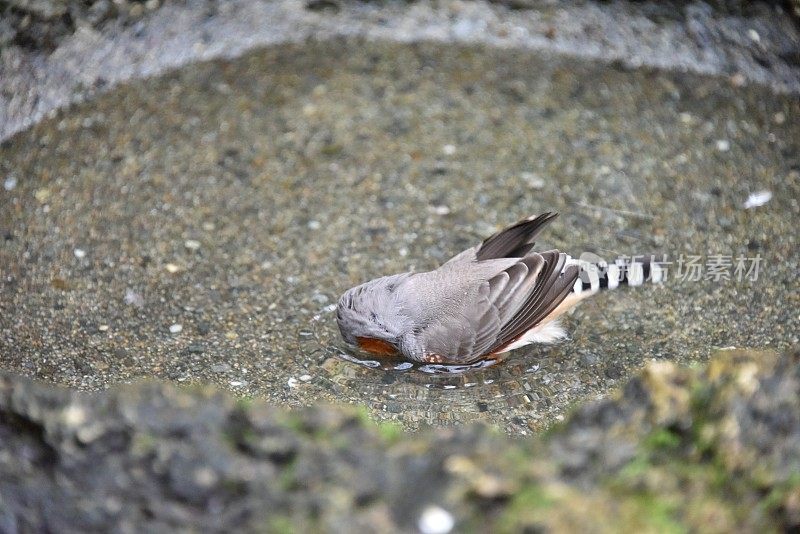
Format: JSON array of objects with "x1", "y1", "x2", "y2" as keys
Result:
[{"x1": 336, "y1": 212, "x2": 661, "y2": 365}]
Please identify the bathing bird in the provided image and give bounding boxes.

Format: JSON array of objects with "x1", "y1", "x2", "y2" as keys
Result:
[{"x1": 336, "y1": 212, "x2": 661, "y2": 364}]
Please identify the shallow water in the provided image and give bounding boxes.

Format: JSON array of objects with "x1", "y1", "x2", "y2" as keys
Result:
[{"x1": 1, "y1": 41, "x2": 798, "y2": 433}]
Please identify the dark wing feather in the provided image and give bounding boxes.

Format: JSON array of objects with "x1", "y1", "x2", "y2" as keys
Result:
[
  {"x1": 476, "y1": 212, "x2": 558, "y2": 261},
  {"x1": 437, "y1": 252, "x2": 578, "y2": 362},
  {"x1": 469, "y1": 255, "x2": 546, "y2": 357},
  {"x1": 486, "y1": 251, "x2": 579, "y2": 354}
]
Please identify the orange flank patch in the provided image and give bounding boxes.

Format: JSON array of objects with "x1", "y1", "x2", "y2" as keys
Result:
[{"x1": 356, "y1": 337, "x2": 398, "y2": 356}]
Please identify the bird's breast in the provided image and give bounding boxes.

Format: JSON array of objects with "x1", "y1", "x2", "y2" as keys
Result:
[{"x1": 356, "y1": 337, "x2": 398, "y2": 356}]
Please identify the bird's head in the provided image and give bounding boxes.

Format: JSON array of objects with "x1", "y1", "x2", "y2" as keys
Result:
[{"x1": 336, "y1": 275, "x2": 411, "y2": 355}]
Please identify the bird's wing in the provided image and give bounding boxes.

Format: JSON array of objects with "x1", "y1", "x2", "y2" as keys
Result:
[
  {"x1": 418, "y1": 250, "x2": 579, "y2": 362},
  {"x1": 444, "y1": 212, "x2": 559, "y2": 265}
]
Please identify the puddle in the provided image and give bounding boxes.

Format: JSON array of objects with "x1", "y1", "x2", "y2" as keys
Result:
[{"x1": 1, "y1": 41, "x2": 797, "y2": 433}]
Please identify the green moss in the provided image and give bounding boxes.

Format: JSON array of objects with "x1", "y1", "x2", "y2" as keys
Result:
[
  {"x1": 645, "y1": 428, "x2": 682, "y2": 450},
  {"x1": 278, "y1": 458, "x2": 299, "y2": 492},
  {"x1": 320, "y1": 143, "x2": 343, "y2": 156},
  {"x1": 130, "y1": 432, "x2": 157, "y2": 455},
  {"x1": 759, "y1": 472, "x2": 800, "y2": 518},
  {"x1": 235, "y1": 396, "x2": 255, "y2": 409},
  {"x1": 376, "y1": 420, "x2": 404, "y2": 445},
  {"x1": 263, "y1": 514, "x2": 294, "y2": 534},
  {"x1": 282, "y1": 413, "x2": 307, "y2": 434},
  {"x1": 351, "y1": 405, "x2": 404, "y2": 445},
  {"x1": 624, "y1": 494, "x2": 685, "y2": 534},
  {"x1": 497, "y1": 484, "x2": 553, "y2": 533}
]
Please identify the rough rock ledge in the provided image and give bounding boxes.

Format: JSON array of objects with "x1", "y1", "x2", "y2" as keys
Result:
[{"x1": 1, "y1": 347, "x2": 799, "y2": 532}]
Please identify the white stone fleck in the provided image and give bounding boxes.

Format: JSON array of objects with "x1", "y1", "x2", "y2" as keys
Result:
[
  {"x1": 299, "y1": 374, "x2": 312, "y2": 382},
  {"x1": 429, "y1": 205, "x2": 451, "y2": 216},
  {"x1": 747, "y1": 29, "x2": 760, "y2": 43},
  {"x1": 98, "y1": 325, "x2": 109, "y2": 332},
  {"x1": 165, "y1": 263, "x2": 181, "y2": 273},
  {"x1": 124, "y1": 289, "x2": 145, "y2": 307},
  {"x1": 169, "y1": 323, "x2": 183, "y2": 334},
  {"x1": 442, "y1": 144, "x2": 456, "y2": 155},
  {"x1": 418, "y1": 505, "x2": 455, "y2": 534},
  {"x1": 193, "y1": 467, "x2": 218, "y2": 487},
  {"x1": 742, "y1": 190, "x2": 772, "y2": 209},
  {"x1": 62, "y1": 405, "x2": 87, "y2": 427},
  {"x1": 287, "y1": 377, "x2": 298, "y2": 388},
  {"x1": 3, "y1": 176, "x2": 17, "y2": 191},
  {"x1": 521, "y1": 171, "x2": 545, "y2": 189},
  {"x1": 73, "y1": 248, "x2": 86, "y2": 259},
  {"x1": 716, "y1": 139, "x2": 730, "y2": 152},
  {"x1": 184, "y1": 239, "x2": 201, "y2": 250},
  {"x1": 307, "y1": 220, "x2": 321, "y2": 230}
]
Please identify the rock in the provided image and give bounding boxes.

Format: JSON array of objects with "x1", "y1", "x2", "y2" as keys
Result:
[
  {"x1": 604, "y1": 362, "x2": 624, "y2": 379},
  {"x1": 210, "y1": 362, "x2": 231, "y2": 373},
  {"x1": 6, "y1": 0, "x2": 68, "y2": 19},
  {"x1": 418, "y1": 505, "x2": 454, "y2": 534},
  {"x1": 0, "y1": 348, "x2": 798, "y2": 531}
]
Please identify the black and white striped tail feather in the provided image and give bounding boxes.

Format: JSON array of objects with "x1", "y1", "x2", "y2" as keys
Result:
[{"x1": 564, "y1": 254, "x2": 664, "y2": 296}]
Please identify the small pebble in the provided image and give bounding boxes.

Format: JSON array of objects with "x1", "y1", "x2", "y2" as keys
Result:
[
  {"x1": 747, "y1": 29, "x2": 760, "y2": 43},
  {"x1": 521, "y1": 171, "x2": 545, "y2": 189},
  {"x1": 34, "y1": 188, "x2": 51, "y2": 203},
  {"x1": 169, "y1": 323, "x2": 183, "y2": 334},
  {"x1": 773, "y1": 112, "x2": 786, "y2": 125},
  {"x1": 202, "y1": 221, "x2": 216, "y2": 231},
  {"x1": 418, "y1": 505, "x2": 454, "y2": 534},
  {"x1": 98, "y1": 325, "x2": 109, "y2": 332},
  {"x1": 211, "y1": 363, "x2": 231, "y2": 373},
  {"x1": 312, "y1": 293, "x2": 329, "y2": 304},
  {"x1": 287, "y1": 377, "x2": 299, "y2": 388},
  {"x1": 716, "y1": 139, "x2": 730, "y2": 152},
  {"x1": 307, "y1": 220, "x2": 322, "y2": 230},
  {"x1": 184, "y1": 239, "x2": 201, "y2": 250},
  {"x1": 73, "y1": 248, "x2": 87, "y2": 259},
  {"x1": 442, "y1": 144, "x2": 456, "y2": 155},
  {"x1": 62, "y1": 405, "x2": 87, "y2": 427},
  {"x1": 124, "y1": 289, "x2": 144, "y2": 308},
  {"x1": 165, "y1": 263, "x2": 181, "y2": 273},
  {"x1": 3, "y1": 176, "x2": 17, "y2": 191},
  {"x1": 730, "y1": 73, "x2": 746, "y2": 87},
  {"x1": 299, "y1": 374, "x2": 312, "y2": 382},
  {"x1": 192, "y1": 467, "x2": 217, "y2": 488},
  {"x1": 742, "y1": 190, "x2": 772, "y2": 209},
  {"x1": 429, "y1": 205, "x2": 451, "y2": 216}
]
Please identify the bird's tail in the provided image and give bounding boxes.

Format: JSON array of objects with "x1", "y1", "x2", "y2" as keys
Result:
[
  {"x1": 512, "y1": 252, "x2": 665, "y2": 345},
  {"x1": 566, "y1": 253, "x2": 665, "y2": 296}
]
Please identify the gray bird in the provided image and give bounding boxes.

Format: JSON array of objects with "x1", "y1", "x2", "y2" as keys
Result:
[{"x1": 336, "y1": 212, "x2": 660, "y2": 364}]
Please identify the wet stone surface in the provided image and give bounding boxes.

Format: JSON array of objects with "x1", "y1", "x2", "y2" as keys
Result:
[{"x1": 1, "y1": 41, "x2": 798, "y2": 433}]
